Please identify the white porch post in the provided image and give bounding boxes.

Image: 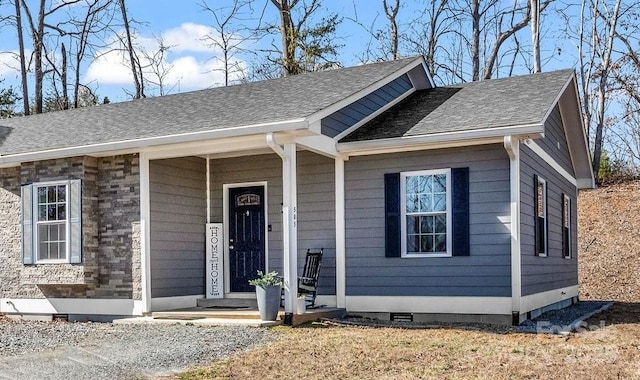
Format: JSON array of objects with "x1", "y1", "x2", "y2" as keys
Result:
[
  {"x1": 504, "y1": 136, "x2": 521, "y2": 322},
  {"x1": 335, "y1": 156, "x2": 346, "y2": 308},
  {"x1": 139, "y1": 152, "x2": 152, "y2": 314},
  {"x1": 282, "y1": 143, "x2": 298, "y2": 314}
]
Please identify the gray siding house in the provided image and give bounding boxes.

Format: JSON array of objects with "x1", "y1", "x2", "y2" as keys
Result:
[{"x1": 0, "y1": 56, "x2": 593, "y2": 324}]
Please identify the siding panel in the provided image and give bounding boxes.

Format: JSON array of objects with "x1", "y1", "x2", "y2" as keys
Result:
[
  {"x1": 209, "y1": 151, "x2": 337, "y2": 295},
  {"x1": 539, "y1": 106, "x2": 575, "y2": 176},
  {"x1": 321, "y1": 74, "x2": 413, "y2": 137},
  {"x1": 520, "y1": 144, "x2": 578, "y2": 296},
  {"x1": 345, "y1": 145, "x2": 512, "y2": 297},
  {"x1": 150, "y1": 157, "x2": 207, "y2": 298}
]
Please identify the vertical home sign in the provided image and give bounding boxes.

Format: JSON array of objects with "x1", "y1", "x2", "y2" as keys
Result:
[{"x1": 206, "y1": 223, "x2": 224, "y2": 299}]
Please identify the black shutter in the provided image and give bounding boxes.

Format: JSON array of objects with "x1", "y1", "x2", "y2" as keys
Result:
[
  {"x1": 384, "y1": 173, "x2": 401, "y2": 258},
  {"x1": 561, "y1": 194, "x2": 567, "y2": 258},
  {"x1": 452, "y1": 167, "x2": 470, "y2": 256},
  {"x1": 534, "y1": 175, "x2": 540, "y2": 255}
]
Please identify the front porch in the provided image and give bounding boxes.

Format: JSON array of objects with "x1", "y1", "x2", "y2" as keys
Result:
[
  {"x1": 138, "y1": 132, "x2": 346, "y2": 320},
  {"x1": 119, "y1": 298, "x2": 346, "y2": 327}
]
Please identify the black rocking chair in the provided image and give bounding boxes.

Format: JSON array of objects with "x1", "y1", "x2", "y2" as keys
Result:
[{"x1": 281, "y1": 248, "x2": 324, "y2": 308}]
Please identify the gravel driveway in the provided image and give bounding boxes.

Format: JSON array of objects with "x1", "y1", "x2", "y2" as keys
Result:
[{"x1": 0, "y1": 318, "x2": 274, "y2": 380}]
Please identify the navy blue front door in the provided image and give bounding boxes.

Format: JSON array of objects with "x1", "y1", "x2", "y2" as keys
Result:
[{"x1": 228, "y1": 186, "x2": 266, "y2": 292}]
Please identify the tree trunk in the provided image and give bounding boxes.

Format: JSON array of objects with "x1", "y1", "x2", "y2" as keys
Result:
[
  {"x1": 471, "y1": 0, "x2": 480, "y2": 81},
  {"x1": 14, "y1": 0, "x2": 30, "y2": 115},
  {"x1": 118, "y1": 0, "x2": 143, "y2": 98},
  {"x1": 591, "y1": 0, "x2": 622, "y2": 181},
  {"x1": 531, "y1": 0, "x2": 540, "y2": 72},
  {"x1": 60, "y1": 42, "x2": 69, "y2": 110},
  {"x1": 383, "y1": 0, "x2": 400, "y2": 60},
  {"x1": 30, "y1": 0, "x2": 45, "y2": 114}
]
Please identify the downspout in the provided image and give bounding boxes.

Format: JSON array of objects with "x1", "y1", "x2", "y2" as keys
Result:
[
  {"x1": 504, "y1": 136, "x2": 522, "y2": 324},
  {"x1": 266, "y1": 133, "x2": 298, "y2": 319}
]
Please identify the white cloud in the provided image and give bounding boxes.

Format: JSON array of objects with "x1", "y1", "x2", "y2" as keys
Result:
[
  {"x1": 161, "y1": 23, "x2": 222, "y2": 54},
  {"x1": 0, "y1": 51, "x2": 22, "y2": 78},
  {"x1": 83, "y1": 23, "x2": 248, "y2": 93}
]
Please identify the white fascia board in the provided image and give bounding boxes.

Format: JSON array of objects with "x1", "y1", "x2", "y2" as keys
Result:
[
  {"x1": 339, "y1": 123, "x2": 544, "y2": 156},
  {"x1": 296, "y1": 134, "x2": 339, "y2": 158},
  {"x1": 525, "y1": 140, "x2": 578, "y2": 186},
  {"x1": 562, "y1": 78, "x2": 595, "y2": 188},
  {"x1": 306, "y1": 57, "x2": 426, "y2": 124},
  {"x1": 540, "y1": 73, "x2": 574, "y2": 126},
  {"x1": 577, "y1": 177, "x2": 596, "y2": 189},
  {"x1": 0, "y1": 118, "x2": 308, "y2": 167}
]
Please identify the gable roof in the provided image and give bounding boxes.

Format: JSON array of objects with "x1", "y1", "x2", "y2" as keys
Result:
[
  {"x1": 339, "y1": 69, "x2": 594, "y2": 189},
  {"x1": 0, "y1": 57, "x2": 423, "y2": 157},
  {"x1": 341, "y1": 69, "x2": 575, "y2": 142}
]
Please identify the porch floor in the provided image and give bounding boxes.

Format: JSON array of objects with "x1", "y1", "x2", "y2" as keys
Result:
[{"x1": 114, "y1": 306, "x2": 346, "y2": 327}]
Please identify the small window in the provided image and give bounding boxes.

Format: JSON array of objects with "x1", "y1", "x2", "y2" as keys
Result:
[
  {"x1": 534, "y1": 176, "x2": 547, "y2": 256},
  {"x1": 400, "y1": 169, "x2": 452, "y2": 257},
  {"x1": 562, "y1": 194, "x2": 571, "y2": 259},
  {"x1": 34, "y1": 183, "x2": 69, "y2": 262}
]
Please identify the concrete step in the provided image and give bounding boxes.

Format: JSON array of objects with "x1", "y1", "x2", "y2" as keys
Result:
[
  {"x1": 197, "y1": 298, "x2": 258, "y2": 309},
  {"x1": 151, "y1": 309, "x2": 283, "y2": 320}
]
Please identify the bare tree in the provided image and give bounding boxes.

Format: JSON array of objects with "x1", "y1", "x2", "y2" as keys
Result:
[
  {"x1": 264, "y1": 0, "x2": 342, "y2": 76},
  {"x1": 118, "y1": 0, "x2": 144, "y2": 98},
  {"x1": 139, "y1": 37, "x2": 175, "y2": 96},
  {"x1": 590, "y1": 0, "x2": 621, "y2": 180},
  {"x1": 70, "y1": 0, "x2": 114, "y2": 108},
  {"x1": 383, "y1": 0, "x2": 400, "y2": 60},
  {"x1": 200, "y1": 0, "x2": 254, "y2": 86},
  {"x1": 18, "y1": 0, "x2": 82, "y2": 113},
  {"x1": 13, "y1": 0, "x2": 29, "y2": 115},
  {"x1": 530, "y1": 0, "x2": 540, "y2": 72}
]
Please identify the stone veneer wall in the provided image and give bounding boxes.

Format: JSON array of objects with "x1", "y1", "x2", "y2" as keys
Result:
[{"x1": 0, "y1": 154, "x2": 140, "y2": 300}]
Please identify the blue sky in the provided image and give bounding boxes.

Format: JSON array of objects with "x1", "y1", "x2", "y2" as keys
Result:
[
  {"x1": 0, "y1": 0, "x2": 576, "y2": 105},
  {"x1": 0, "y1": 0, "x2": 383, "y2": 103}
]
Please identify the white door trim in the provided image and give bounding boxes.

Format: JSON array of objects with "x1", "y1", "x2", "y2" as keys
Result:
[{"x1": 222, "y1": 181, "x2": 269, "y2": 297}]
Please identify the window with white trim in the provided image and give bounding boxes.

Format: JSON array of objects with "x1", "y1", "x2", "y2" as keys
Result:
[
  {"x1": 21, "y1": 179, "x2": 82, "y2": 265},
  {"x1": 562, "y1": 194, "x2": 571, "y2": 259},
  {"x1": 400, "y1": 169, "x2": 452, "y2": 257},
  {"x1": 534, "y1": 176, "x2": 547, "y2": 256},
  {"x1": 35, "y1": 183, "x2": 69, "y2": 262}
]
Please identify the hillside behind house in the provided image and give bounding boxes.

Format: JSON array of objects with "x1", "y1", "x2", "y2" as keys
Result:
[{"x1": 579, "y1": 181, "x2": 640, "y2": 302}]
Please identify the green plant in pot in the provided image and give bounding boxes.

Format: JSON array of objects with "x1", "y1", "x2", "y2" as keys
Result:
[{"x1": 249, "y1": 270, "x2": 283, "y2": 321}]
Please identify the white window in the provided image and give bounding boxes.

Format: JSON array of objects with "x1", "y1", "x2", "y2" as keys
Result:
[
  {"x1": 535, "y1": 176, "x2": 547, "y2": 256},
  {"x1": 400, "y1": 169, "x2": 452, "y2": 257},
  {"x1": 34, "y1": 183, "x2": 69, "y2": 263},
  {"x1": 22, "y1": 179, "x2": 81, "y2": 265}
]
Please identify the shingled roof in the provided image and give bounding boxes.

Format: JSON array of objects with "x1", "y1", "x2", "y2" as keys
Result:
[
  {"x1": 341, "y1": 69, "x2": 575, "y2": 142},
  {"x1": 0, "y1": 57, "x2": 421, "y2": 156}
]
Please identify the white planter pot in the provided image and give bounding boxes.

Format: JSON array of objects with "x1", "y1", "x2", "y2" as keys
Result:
[{"x1": 296, "y1": 298, "x2": 306, "y2": 314}]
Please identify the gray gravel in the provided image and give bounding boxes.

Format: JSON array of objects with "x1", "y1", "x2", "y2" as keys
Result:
[
  {"x1": 518, "y1": 301, "x2": 613, "y2": 333},
  {"x1": 0, "y1": 319, "x2": 274, "y2": 380}
]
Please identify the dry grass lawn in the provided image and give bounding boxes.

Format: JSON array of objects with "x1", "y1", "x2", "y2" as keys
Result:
[
  {"x1": 176, "y1": 182, "x2": 640, "y2": 379},
  {"x1": 178, "y1": 308, "x2": 640, "y2": 379}
]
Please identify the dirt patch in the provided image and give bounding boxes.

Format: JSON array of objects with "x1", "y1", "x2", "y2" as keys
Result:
[{"x1": 578, "y1": 181, "x2": 640, "y2": 303}]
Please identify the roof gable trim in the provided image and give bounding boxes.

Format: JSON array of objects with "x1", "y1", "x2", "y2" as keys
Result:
[
  {"x1": 338, "y1": 123, "x2": 544, "y2": 156},
  {"x1": 306, "y1": 57, "x2": 429, "y2": 124}
]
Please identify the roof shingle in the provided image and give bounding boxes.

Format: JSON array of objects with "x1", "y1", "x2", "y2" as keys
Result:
[
  {"x1": 0, "y1": 57, "x2": 419, "y2": 155},
  {"x1": 341, "y1": 69, "x2": 574, "y2": 143}
]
